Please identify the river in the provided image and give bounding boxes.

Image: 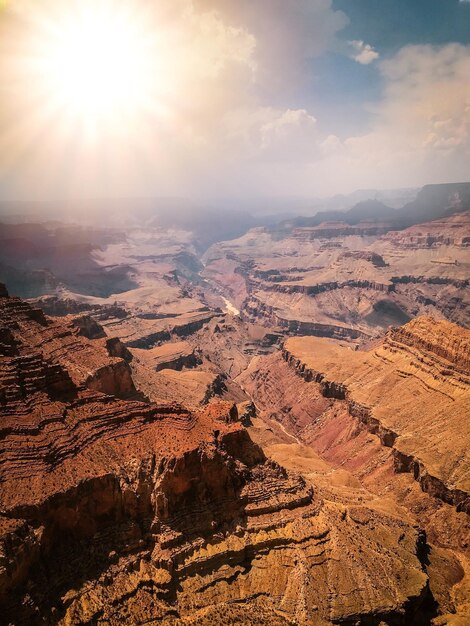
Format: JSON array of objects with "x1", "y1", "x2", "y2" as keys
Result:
[{"x1": 222, "y1": 297, "x2": 240, "y2": 316}]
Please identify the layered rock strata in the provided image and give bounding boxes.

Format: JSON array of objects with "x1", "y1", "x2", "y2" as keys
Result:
[
  {"x1": 0, "y1": 285, "x2": 433, "y2": 625},
  {"x1": 237, "y1": 317, "x2": 470, "y2": 622},
  {"x1": 204, "y1": 212, "x2": 470, "y2": 338},
  {"x1": 281, "y1": 317, "x2": 470, "y2": 513},
  {"x1": 0, "y1": 290, "x2": 136, "y2": 400}
]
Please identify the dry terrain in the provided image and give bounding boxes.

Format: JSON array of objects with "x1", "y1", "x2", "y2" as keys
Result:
[
  {"x1": 0, "y1": 190, "x2": 469, "y2": 625},
  {"x1": 204, "y1": 212, "x2": 470, "y2": 339},
  {"x1": 0, "y1": 284, "x2": 436, "y2": 625}
]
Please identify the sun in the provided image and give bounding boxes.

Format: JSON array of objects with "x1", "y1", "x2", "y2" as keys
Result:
[
  {"x1": 33, "y1": 2, "x2": 167, "y2": 127},
  {"x1": 45, "y1": 11, "x2": 148, "y2": 117},
  {"x1": 0, "y1": 0, "x2": 189, "y2": 193}
]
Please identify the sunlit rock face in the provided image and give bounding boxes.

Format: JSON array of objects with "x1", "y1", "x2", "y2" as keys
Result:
[
  {"x1": 203, "y1": 210, "x2": 470, "y2": 338},
  {"x1": 0, "y1": 285, "x2": 434, "y2": 625},
  {"x1": 0, "y1": 190, "x2": 468, "y2": 624},
  {"x1": 238, "y1": 315, "x2": 470, "y2": 623},
  {"x1": 280, "y1": 317, "x2": 470, "y2": 510}
]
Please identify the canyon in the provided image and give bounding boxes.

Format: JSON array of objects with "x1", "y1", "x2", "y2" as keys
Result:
[
  {"x1": 0, "y1": 183, "x2": 469, "y2": 625},
  {"x1": 203, "y1": 210, "x2": 469, "y2": 338}
]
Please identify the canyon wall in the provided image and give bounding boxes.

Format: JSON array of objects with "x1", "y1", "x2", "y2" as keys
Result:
[{"x1": 0, "y1": 285, "x2": 434, "y2": 625}]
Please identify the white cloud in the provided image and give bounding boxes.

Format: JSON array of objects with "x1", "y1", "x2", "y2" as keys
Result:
[
  {"x1": 220, "y1": 45, "x2": 470, "y2": 195},
  {"x1": 1, "y1": 2, "x2": 468, "y2": 200},
  {"x1": 0, "y1": 0, "x2": 259, "y2": 195},
  {"x1": 349, "y1": 40, "x2": 380, "y2": 65},
  {"x1": 258, "y1": 109, "x2": 320, "y2": 161},
  {"x1": 196, "y1": 0, "x2": 349, "y2": 90},
  {"x1": 316, "y1": 44, "x2": 470, "y2": 192},
  {"x1": 0, "y1": 0, "x2": 350, "y2": 199},
  {"x1": 220, "y1": 106, "x2": 321, "y2": 165}
]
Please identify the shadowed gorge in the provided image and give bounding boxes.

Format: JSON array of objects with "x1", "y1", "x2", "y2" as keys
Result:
[{"x1": 0, "y1": 284, "x2": 437, "y2": 625}]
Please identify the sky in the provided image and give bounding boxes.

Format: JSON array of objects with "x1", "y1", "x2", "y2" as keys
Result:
[{"x1": 0, "y1": 0, "x2": 469, "y2": 202}]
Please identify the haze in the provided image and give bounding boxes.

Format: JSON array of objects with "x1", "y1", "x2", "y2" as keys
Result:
[{"x1": 0, "y1": 0, "x2": 469, "y2": 204}]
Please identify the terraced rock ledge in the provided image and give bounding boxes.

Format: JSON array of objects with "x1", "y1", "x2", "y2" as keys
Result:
[
  {"x1": 282, "y1": 317, "x2": 470, "y2": 514},
  {"x1": 0, "y1": 284, "x2": 434, "y2": 625}
]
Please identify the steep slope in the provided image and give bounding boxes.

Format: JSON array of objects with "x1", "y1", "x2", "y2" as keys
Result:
[
  {"x1": 0, "y1": 284, "x2": 433, "y2": 625},
  {"x1": 238, "y1": 317, "x2": 470, "y2": 623},
  {"x1": 282, "y1": 317, "x2": 470, "y2": 510},
  {"x1": 0, "y1": 291, "x2": 136, "y2": 399},
  {"x1": 204, "y1": 212, "x2": 469, "y2": 338}
]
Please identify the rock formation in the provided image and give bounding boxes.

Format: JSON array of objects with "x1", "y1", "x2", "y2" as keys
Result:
[
  {"x1": 0, "y1": 192, "x2": 468, "y2": 625},
  {"x1": 281, "y1": 317, "x2": 470, "y2": 513},
  {"x1": 203, "y1": 212, "x2": 470, "y2": 338},
  {"x1": 237, "y1": 316, "x2": 470, "y2": 623},
  {"x1": 0, "y1": 284, "x2": 437, "y2": 625}
]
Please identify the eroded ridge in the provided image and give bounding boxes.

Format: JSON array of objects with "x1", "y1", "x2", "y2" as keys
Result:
[
  {"x1": 0, "y1": 284, "x2": 432, "y2": 625},
  {"x1": 203, "y1": 211, "x2": 470, "y2": 340},
  {"x1": 282, "y1": 316, "x2": 470, "y2": 514}
]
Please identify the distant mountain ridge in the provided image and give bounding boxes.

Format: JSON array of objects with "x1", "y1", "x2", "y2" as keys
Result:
[{"x1": 280, "y1": 182, "x2": 470, "y2": 230}]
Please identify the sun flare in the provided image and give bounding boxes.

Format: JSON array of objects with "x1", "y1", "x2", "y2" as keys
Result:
[
  {"x1": 44, "y1": 13, "x2": 148, "y2": 116},
  {"x1": 30, "y1": 2, "x2": 170, "y2": 127}
]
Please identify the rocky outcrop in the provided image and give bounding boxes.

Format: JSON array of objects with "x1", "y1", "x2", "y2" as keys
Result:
[
  {"x1": 154, "y1": 351, "x2": 199, "y2": 372},
  {"x1": 126, "y1": 328, "x2": 172, "y2": 349},
  {"x1": 243, "y1": 296, "x2": 370, "y2": 341},
  {"x1": 84, "y1": 360, "x2": 136, "y2": 397},
  {"x1": 172, "y1": 314, "x2": 215, "y2": 338},
  {"x1": 142, "y1": 341, "x2": 200, "y2": 373},
  {"x1": 237, "y1": 400, "x2": 257, "y2": 426},
  {"x1": 68, "y1": 314, "x2": 107, "y2": 339},
  {"x1": 392, "y1": 449, "x2": 470, "y2": 513},
  {"x1": 101, "y1": 312, "x2": 215, "y2": 350},
  {"x1": 0, "y1": 289, "x2": 136, "y2": 400},
  {"x1": 247, "y1": 277, "x2": 393, "y2": 295},
  {"x1": 202, "y1": 373, "x2": 228, "y2": 404},
  {"x1": 340, "y1": 250, "x2": 388, "y2": 267},
  {"x1": 382, "y1": 212, "x2": 470, "y2": 248},
  {"x1": 0, "y1": 288, "x2": 433, "y2": 625},
  {"x1": 281, "y1": 347, "x2": 399, "y2": 448},
  {"x1": 281, "y1": 317, "x2": 470, "y2": 515},
  {"x1": 105, "y1": 336, "x2": 133, "y2": 362},
  {"x1": 386, "y1": 316, "x2": 470, "y2": 373},
  {"x1": 391, "y1": 275, "x2": 469, "y2": 289},
  {"x1": 292, "y1": 222, "x2": 392, "y2": 239},
  {"x1": 0, "y1": 427, "x2": 430, "y2": 626},
  {"x1": 31, "y1": 295, "x2": 128, "y2": 320}
]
